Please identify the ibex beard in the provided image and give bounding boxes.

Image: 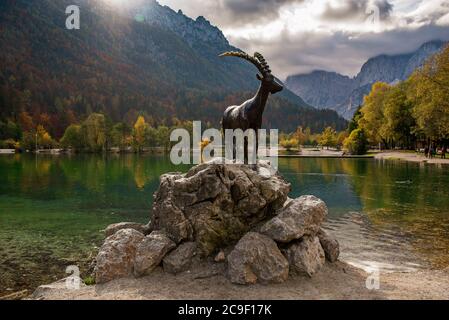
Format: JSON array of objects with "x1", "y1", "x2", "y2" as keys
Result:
[{"x1": 170, "y1": 121, "x2": 278, "y2": 169}]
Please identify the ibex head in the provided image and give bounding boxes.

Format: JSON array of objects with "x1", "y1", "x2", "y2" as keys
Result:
[{"x1": 219, "y1": 51, "x2": 284, "y2": 94}]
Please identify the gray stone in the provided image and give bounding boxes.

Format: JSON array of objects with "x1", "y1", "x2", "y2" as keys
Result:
[
  {"x1": 134, "y1": 231, "x2": 176, "y2": 277},
  {"x1": 150, "y1": 162, "x2": 290, "y2": 256},
  {"x1": 104, "y1": 222, "x2": 151, "y2": 237},
  {"x1": 318, "y1": 228, "x2": 340, "y2": 263},
  {"x1": 94, "y1": 228, "x2": 145, "y2": 283},
  {"x1": 260, "y1": 195, "x2": 328, "y2": 243},
  {"x1": 163, "y1": 242, "x2": 197, "y2": 274},
  {"x1": 283, "y1": 236, "x2": 325, "y2": 277},
  {"x1": 227, "y1": 232, "x2": 289, "y2": 284}
]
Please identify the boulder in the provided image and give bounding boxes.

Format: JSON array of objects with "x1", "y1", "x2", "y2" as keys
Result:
[
  {"x1": 95, "y1": 228, "x2": 145, "y2": 283},
  {"x1": 150, "y1": 162, "x2": 290, "y2": 256},
  {"x1": 260, "y1": 195, "x2": 328, "y2": 243},
  {"x1": 163, "y1": 242, "x2": 197, "y2": 274},
  {"x1": 104, "y1": 222, "x2": 151, "y2": 237},
  {"x1": 134, "y1": 231, "x2": 176, "y2": 277},
  {"x1": 317, "y1": 228, "x2": 340, "y2": 263},
  {"x1": 227, "y1": 232, "x2": 289, "y2": 284},
  {"x1": 283, "y1": 236, "x2": 325, "y2": 277}
]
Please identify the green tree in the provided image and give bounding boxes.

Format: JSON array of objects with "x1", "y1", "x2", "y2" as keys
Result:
[
  {"x1": 383, "y1": 84, "x2": 415, "y2": 148},
  {"x1": 111, "y1": 122, "x2": 131, "y2": 151},
  {"x1": 60, "y1": 124, "x2": 83, "y2": 150},
  {"x1": 344, "y1": 129, "x2": 368, "y2": 155},
  {"x1": 156, "y1": 126, "x2": 170, "y2": 151},
  {"x1": 81, "y1": 113, "x2": 106, "y2": 152},
  {"x1": 348, "y1": 106, "x2": 362, "y2": 133}
]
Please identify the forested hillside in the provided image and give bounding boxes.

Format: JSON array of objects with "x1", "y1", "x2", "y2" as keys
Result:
[{"x1": 0, "y1": 0, "x2": 347, "y2": 146}]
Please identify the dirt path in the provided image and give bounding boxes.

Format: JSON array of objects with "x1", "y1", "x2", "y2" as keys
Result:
[
  {"x1": 375, "y1": 151, "x2": 449, "y2": 165},
  {"x1": 28, "y1": 262, "x2": 449, "y2": 300}
]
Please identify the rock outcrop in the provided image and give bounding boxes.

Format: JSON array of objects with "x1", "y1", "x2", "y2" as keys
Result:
[
  {"x1": 260, "y1": 195, "x2": 327, "y2": 243},
  {"x1": 150, "y1": 161, "x2": 290, "y2": 256},
  {"x1": 163, "y1": 242, "x2": 197, "y2": 274},
  {"x1": 94, "y1": 161, "x2": 340, "y2": 285},
  {"x1": 134, "y1": 231, "x2": 176, "y2": 277},
  {"x1": 95, "y1": 229, "x2": 145, "y2": 284},
  {"x1": 227, "y1": 232, "x2": 289, "y2": 284},
  {"x1": 283, "y1": 236, "x2": 325, "y2": 277},
  {"x1": 318, "y1": 228, "x2": 340, "y2": 263},
  {"x1": 104, "y1": 222, "x2": 151, "y2": 237}
]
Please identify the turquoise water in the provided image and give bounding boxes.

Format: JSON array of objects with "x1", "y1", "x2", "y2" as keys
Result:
[{"x1": 1, "y1": 154, "x2": 449, "y2": 295}]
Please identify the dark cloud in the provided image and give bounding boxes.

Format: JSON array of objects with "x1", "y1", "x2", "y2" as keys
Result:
[
  {"x1": 229, "y1": 23, "x2": 449, "y2": 79},
  {"x1": 161, "y1": 0, "x2": 304, "y2": 27},
  {"x1": 321, "y1": 0, "x2": 393, "y2": 22}
]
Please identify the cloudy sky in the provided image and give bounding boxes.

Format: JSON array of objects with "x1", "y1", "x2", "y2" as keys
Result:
[{"x1": 158, "y1": 0, "x2": 449, "y2": 79}]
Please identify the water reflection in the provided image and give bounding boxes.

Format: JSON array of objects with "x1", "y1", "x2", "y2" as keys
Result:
[
  {"x1": 0, "y1": 155, "x2": 448, "y2": 295},
  {"x1": 279, "y1": 158, "x2": 449, "y2": 272}
]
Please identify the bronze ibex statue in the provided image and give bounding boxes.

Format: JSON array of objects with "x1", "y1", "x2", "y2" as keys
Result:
[{"x1": 220, "y1": 51, "x2": 283, "y2": 162}]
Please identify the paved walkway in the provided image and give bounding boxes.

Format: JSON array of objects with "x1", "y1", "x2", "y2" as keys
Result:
[{"x1": 375, "y1": 151, "x2": 449, "y2": 165}]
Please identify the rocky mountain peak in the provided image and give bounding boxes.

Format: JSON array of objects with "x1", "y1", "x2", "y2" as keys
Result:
[{"x1": 286, "y1": 40, "x2": 447, "y2": 119}]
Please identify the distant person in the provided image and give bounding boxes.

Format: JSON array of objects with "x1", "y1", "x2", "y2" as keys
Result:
[
  {"x1": 424, "y1": 146, "x2": 429, "y2": 158},
  {"x1": 430, "y1": 146, "x2": 436, "y2": 159},
  {"x1": 442, "y1": 147, "x2": 447, "y2": 159}
]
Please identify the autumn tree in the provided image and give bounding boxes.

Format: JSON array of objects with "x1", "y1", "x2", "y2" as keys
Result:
[
  {"x1": 133, "y1": 116, "x2": 148, "y2": 152},
  {"x1": 318, "y1": 127, "x2": 337, "y2": 149},
  {"x1": 358, "y1": 82, "x2": 390, "y2": 146},
  {"x1": 36, "y1": 125, "x2": 53, "y2": 149},
  {"x1": 408, "y1": 44, "x2": 449, "y2": 143}
]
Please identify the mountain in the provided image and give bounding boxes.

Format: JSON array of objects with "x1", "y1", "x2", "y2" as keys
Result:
[
  {"x1": 286, "y1": 40, "x2": 447, "y2": 119},
  {"x1": 0, "y1": 0, "x2": 347, "y2": 138}
]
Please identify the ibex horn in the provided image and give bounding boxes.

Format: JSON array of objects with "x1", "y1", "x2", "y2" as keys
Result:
[{"x1": 219, "y1": 51, "x2": 269, "y2": 76}]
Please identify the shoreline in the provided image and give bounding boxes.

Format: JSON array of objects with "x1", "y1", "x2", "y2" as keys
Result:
[
  {"x1": 375, "y1": 151, "x2": 449, "y2": 165},
  {"x1": 26, "y1": 262, "x2": 449, "y2": 300}
]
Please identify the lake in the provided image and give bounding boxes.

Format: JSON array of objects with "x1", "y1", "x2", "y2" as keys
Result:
[{"x1": 1, "y1": 154, "x2": 449, "y2": 295}]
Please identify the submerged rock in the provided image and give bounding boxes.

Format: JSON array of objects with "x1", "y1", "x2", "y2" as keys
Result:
[
  {"x1": 227, "y1": 232, "x2": 289, "y2": 284},
  {"x1": 104, "y1": 222, "x2": 151, "y2": 237},
  {"x1": 95, "y1": 228, "x2": 145, "y2": 283},
  {"x1": 283, "y1": 236, "x2": 325, "y2": 277},
  {"x1": 317, "y1": 228, "x2": 340, "y2": 263},
  {"x1": 163, "y1": 242, "x2": 197, "y2": 274},
  {"x1": 260, "y1": 195, "x2": 327, "y2": 243},
  {"x1": 150, "y1": 162, "x2": 290, "y2": 256},
  {"x1": 134, "y1": 231, "x2": 176, "y2": 277}
]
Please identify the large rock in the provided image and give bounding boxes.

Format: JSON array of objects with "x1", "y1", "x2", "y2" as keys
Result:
[
  {"x1": 260, "y1": 195, "x2": 327, "y2": 243},
  {"x1": 283, "y1": 236, "x2": 325, "y2": 277},
  {"x1": 227, "y1": 232, "x2": 289, "y2": 284},
  {"x1": 317, "y1": 228, "x2": 340, "y2": 262},
  {"x1": 134, "y1": 231, "x2": 176, "y2": 277},
  {"x1": 95, "y1": 228, "x2": 145, "y2": 283},
  {"x1": 104, "y1": 222, "x2": 151, "y2": 237},
  {"x1": 163, "y1": 242, "x2": 197, "y2": 274},
  {"x1": 150, "y1": 161, "x2": 290, "y2": 256}
]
